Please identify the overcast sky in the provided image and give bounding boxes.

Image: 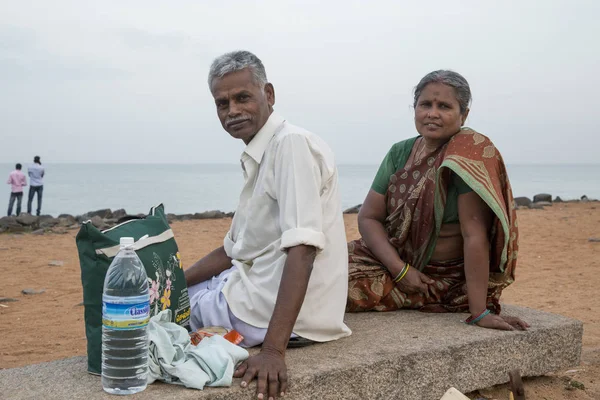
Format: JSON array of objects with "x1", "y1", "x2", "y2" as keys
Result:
[{"x1": 1, "y1": 0, "x2": 598, "y2": 165}]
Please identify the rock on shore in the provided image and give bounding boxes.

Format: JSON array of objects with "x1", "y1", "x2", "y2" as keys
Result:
[
  {"x1": 0, "y1": 207, "x2": 236, "y2": 234},
  {"x1": 1, "y1": 196, "x2": 597, "y2": 235}
]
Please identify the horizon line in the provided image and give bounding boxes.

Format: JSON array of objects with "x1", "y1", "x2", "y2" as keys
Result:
[{"x1": 2, "y1": 162, "x2": 600, "y2": 167}]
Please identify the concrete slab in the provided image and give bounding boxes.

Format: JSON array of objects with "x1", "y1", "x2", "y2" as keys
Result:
[{"x1": 0, "y1": 305, "x2": 582, "y2": 400}]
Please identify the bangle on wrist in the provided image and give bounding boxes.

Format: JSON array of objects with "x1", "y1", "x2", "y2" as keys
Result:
[
  {"x1": 464, "y1": 309, "x2": 490, "y2": 325},
  {"x1": 393, "y1": 263, "x2": 410, "y2": 283}
]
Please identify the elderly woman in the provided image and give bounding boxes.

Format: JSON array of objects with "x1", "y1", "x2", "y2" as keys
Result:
[{"x1": 347, "y1": 70, "x2": 528, "y2": 331}]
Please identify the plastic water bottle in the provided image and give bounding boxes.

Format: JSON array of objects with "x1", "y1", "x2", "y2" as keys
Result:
[{"x1": 102, "y1": 237, "x2": 150, "y2": 395}]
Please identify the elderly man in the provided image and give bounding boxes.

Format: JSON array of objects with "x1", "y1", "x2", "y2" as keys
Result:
[{"x1": 184, "y1": 50, "x2": 351, "y2": 398}]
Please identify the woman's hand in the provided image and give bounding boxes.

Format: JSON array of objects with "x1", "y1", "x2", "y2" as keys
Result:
[
  {"x1": 396, "y1": 266, "x2": 434, "y2": 295},
  {"x1": 475, "y1": 314, "x2": 530, "y2": 331}
]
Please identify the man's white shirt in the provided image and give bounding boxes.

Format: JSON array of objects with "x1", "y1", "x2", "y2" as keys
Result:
[{"x1": 221, "y1": 112, "x2": 352, "y2": 342}]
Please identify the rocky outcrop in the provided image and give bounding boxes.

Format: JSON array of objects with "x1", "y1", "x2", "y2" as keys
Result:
[
  {"x1": 88, "y1": 209, "x2": 113, "y2": 219},
  {"x1": 39, "y1": 215, "x2": 60, "y2": 228},
  {"x1": 59, "y1": 215, "x2": 77, "y2": 226},
  {"x1": 533, "y1": 193, "x2": 552, "y2": 203},
  {"x1": 192, "y1": 210, "x2": 228, "y2": 219},
  {"x1": 89, "y1": 216, "x2": 107, "y2": 230},
  {"x1": 0, "y1": 217, "x2": 22, "y2": 233},
  {"x1": 514, "y1": 197, "x2": 532, "y2": 207},
  {"x1": 112, "y1": 209, "x2": 127, "y2": 219},
  {"x1": 0, "y1": 207, "x2": 232, "y2": 234},
  {"x1": 16, "y1": 214, "x2": 38, "y2": 226}
]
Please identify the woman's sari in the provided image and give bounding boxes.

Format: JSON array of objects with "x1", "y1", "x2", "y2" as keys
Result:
[{"x1": 346, "y1": 128, "x2": 518, "y2": 314}]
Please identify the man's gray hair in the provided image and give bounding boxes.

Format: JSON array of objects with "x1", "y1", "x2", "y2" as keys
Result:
[
  {"x1": 413, "y1": 70, "x2": 472, "y2": 114},
  {"x1": 208, "y1": 50, "x2": 268, "y2": 88}
]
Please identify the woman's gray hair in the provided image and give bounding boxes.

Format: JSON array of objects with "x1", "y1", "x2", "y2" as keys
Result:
[
  {"x1": 413, "y1": 70, "x2": 471, "y2": 114},
  {"x1": 208, "y1": 50, "x2": 268, "y2": 88}
]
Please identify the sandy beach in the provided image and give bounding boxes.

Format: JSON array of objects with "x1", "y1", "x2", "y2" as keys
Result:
[{"x1": 1, "y1": 202, "x2": 599, "y2": 399}]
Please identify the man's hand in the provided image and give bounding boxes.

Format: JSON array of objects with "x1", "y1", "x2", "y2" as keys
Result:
[
  {"x1": 234, "y1": 348, "x2": 288, "y2": 399},
  {"x1": 240, "y1": 244, "x2": 314, "y2": 398}
]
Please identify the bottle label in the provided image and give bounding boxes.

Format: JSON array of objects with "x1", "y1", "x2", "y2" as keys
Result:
[{"x1": 102, "y1": 300, "x2": 150, "y2": 330}]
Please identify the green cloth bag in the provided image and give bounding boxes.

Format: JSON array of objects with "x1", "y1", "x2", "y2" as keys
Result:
[{"x1": 76, "y1": 204, "x2": 191, "y2": 374}]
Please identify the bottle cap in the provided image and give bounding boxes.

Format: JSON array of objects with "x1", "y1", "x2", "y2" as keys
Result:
[{"x1": 120, "y1": 237, "x2": 134, "y2": 248}]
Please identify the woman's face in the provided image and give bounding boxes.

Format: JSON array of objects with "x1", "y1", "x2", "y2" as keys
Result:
[{"x1": 414, "y1": 82, "x2": 469, "y2": 144}]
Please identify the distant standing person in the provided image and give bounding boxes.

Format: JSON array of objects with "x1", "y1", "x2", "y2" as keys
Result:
[
  {"x1": 27, "y1": 156, "x2": 45, "y2": 216},
  {"x1": 6, "y1": 163, "x2": 27, "y2": 216}
]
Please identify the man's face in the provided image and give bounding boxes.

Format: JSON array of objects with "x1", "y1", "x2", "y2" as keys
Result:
[{"x1": 210, "y1": 68, "x2": 275, "y2": 144}]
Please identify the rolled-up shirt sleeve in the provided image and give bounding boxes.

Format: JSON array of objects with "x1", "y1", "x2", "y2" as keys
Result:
[
  {"x1": 274, "y1": 134, "x2": 326, "y2": 252},
  {"x1": 223, "y1": 230, "x2": 235, "y2": 257}
]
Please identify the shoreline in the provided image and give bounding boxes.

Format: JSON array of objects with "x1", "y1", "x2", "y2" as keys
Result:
[{"x1": 1, "y1": 194, "x2": 598, "y2": 235}]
